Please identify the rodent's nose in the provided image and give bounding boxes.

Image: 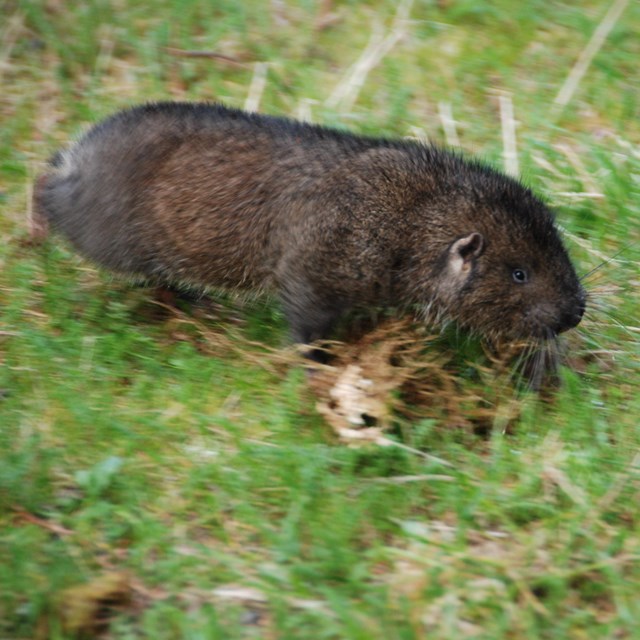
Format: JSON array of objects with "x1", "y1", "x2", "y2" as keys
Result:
[{"x1": 555, "y1": 293, "x2": 586, "y2": 334}]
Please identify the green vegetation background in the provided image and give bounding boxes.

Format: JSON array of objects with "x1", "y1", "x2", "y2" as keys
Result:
[{"x1": 1, "y1": 1, "x2": 639, "y2": 638}]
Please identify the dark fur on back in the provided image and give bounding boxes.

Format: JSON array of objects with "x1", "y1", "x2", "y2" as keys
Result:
[{"x1": 36, "y1": 102, "x2": 586, "y2": 345}]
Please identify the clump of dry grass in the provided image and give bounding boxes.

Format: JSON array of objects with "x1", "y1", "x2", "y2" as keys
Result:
[{"x1": 161, "y1": 301, "x2": 540, "y2": 446}]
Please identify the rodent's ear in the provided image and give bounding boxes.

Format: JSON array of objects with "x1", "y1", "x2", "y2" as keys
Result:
[{"x1": 449, "y1": 232, "x2": 484, "y2": 273}]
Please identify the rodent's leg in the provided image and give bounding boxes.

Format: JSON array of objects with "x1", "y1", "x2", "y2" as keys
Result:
[{"x1": 279, "y1": 277, "x2": 346, "y2": 354}]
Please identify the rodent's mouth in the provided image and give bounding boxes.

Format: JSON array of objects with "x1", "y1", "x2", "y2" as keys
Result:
[{"x1": 522, "y1": 293, "x2": 586, "y2": 340}]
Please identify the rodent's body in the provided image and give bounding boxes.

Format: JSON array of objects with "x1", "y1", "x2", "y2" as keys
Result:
[{"x1": 35, "y1": 102, "x2": 586, "y2": 345}]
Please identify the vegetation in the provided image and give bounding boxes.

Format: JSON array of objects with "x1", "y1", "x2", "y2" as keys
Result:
[{"x1": 1, "y1": 0, "x2": 638, "y2": 637}]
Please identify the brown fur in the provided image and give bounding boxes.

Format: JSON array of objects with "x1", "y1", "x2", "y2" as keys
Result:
[{"x1": 35, "y1": 102, "x2": 586, "y2": 346}]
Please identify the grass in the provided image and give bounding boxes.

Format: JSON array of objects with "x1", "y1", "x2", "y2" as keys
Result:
[{"x1": 1, "y1": 0, "x2": 639, "y2": 638}]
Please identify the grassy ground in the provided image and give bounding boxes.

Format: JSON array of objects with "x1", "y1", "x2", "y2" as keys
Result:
[{"x1": 1, "y1": 1, "x2": 639, "y2": 638}]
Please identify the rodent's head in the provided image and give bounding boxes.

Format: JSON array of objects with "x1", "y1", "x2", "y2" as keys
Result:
[{"x1": 427, "y1": 183, "x2": 586, "y2": 342}]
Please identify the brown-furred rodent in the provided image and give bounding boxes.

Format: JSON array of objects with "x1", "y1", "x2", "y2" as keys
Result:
[{"x1": 34, "y1": 102, "x2": 586, "y2": 348}]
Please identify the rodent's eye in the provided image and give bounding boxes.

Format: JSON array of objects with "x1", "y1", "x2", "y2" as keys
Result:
[{"x1": 512, "y1": 268, "x2": 528, "y2": 284}]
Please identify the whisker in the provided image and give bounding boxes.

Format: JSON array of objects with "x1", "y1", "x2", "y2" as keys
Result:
[
  {"x1": 580, "y1": 241, "x2": 638, "y2": 283},
  {"x1": 587, "y1": 308, "x2": 638, "y2": 339},
  {"x1": 511, "y1": 342, "x2": 532, "y2": 387}
]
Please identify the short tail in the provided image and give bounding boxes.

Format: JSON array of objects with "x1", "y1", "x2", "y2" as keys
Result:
[{"x1": 30, "y1": 150, "x2": 78, "y2": 243}]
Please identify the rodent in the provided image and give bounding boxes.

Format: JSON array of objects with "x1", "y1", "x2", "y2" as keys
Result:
[{"x1": 34, "y1": 101, "x2": 586, "y2": 349}]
